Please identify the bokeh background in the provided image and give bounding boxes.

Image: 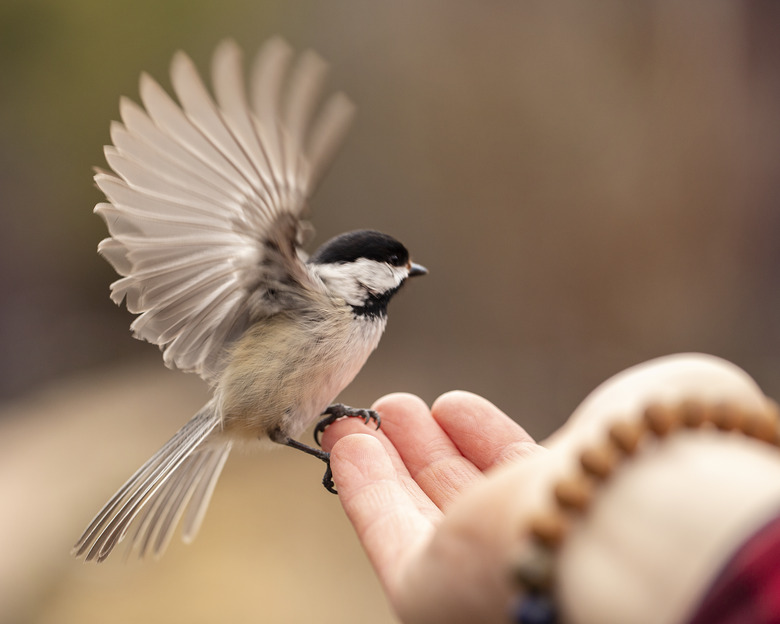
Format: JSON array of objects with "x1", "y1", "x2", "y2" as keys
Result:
[{"x1": 2, "y1": 1, "x2": 780, "y2": 622}]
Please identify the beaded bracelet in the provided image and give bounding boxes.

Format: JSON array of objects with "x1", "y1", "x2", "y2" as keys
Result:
[{"x1": 510, "y1": 399, "x2": 780, "y2": 624}]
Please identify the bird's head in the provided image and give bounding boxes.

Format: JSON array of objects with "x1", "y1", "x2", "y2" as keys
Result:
[{"x1": 309, "y1": 230, "x2": 426, "y2": 317}]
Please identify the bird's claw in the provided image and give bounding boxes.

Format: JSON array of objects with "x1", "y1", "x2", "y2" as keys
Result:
[
  {"x1": 322, "y1": 459, "x2": 337, "y2": 494},
  {"x1": 314, "y1": 403, "x2": 381, "y2": 447}
]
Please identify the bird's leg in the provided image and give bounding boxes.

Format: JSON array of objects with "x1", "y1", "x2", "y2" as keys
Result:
[
  {"x1": 270, "y1": 431, "x2": 337, "y2": 494},
  {"x1": 313, "y1": 403, "x2": 381, "y2": 447}
]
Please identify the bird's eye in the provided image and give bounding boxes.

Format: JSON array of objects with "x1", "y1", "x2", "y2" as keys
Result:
[{"x1": 388, "y1": 254, "x2": 400, "y2": 265}]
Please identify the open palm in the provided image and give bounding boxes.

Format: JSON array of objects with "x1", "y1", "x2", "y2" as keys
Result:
[{"x1": 321, "y1": 391, "x2": 543, "y2": 623}]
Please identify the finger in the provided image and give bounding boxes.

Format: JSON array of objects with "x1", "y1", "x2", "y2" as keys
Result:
[
  {"x1": 329, "y1": 434, "x2": 438, "y2": 596},
  {"x1": 371, "y1": 393, "x2": 484, "y2": 510},
  {"x1": 431, "y1": 391, "x2": 541, "y2": 471},
  {"x1": 320, "y1": 415, "x2": 408, "y2": 475},
  {"x1": 320, "y1": 413, "x2": 439, "y2": 518}
]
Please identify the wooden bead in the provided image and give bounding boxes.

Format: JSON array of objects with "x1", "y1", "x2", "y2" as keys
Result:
[
  {"x1": 643, "y1": 403, "x2": 678, "y2": 436},
  {"x1": 764, "y1": 400, "x2": 780, "y2": 446},
  {"x1": 554, "y1": 474, "x2": 594, "y2": 512},
  {"x1": 740, "y1": 412, "x2": 778, "y2": 444},
  {"x1": 608, "y1": 421, "x2": 644, "y2": 454},
  {"x1": 680, "y1": 400, "x2": 708, "y2": 428},
  {"x1": 765, "y1": 399, "x2": 780, "y2": 424},
  {"x1": 529, "y1": 510, "x2": 569, "y2": 549},
  {"x1": 516, "y1": 396, "x2": 780, "y2": 606},
  {"x1": 712, "y1": 403, "x2": 742, "y2": 431},
  {"x1": 580, "y1": 443, "x2": 619, "y2": 480}
]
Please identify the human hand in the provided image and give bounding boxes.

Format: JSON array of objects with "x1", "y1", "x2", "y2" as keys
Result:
[
  {"x1": 321, "y1": 355, "x2": 780, "y2": 624},
  {"x1": 320, "y1": 391, "x2": 545, "y2": 623}
]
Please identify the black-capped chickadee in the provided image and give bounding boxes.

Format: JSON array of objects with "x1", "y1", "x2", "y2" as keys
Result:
[{"x1": 73, "y1": 38, "x2": 426, "y2": 563}]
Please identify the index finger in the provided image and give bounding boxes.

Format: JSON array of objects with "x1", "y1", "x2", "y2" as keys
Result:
[
  {"x1": 329, "y1": 434, "x2": 436, "y2": 601},
  {"x1": 431, "y1": 391, "x2": 541, "y2": 470}
]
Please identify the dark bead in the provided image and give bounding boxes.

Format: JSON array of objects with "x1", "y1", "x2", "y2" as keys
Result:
[
  {"x1": 512, "y1": 541, "x2": 555, "y2": 590},
  {"x1": 511, "y1": 593, "x2": 558, "y2": 624}
]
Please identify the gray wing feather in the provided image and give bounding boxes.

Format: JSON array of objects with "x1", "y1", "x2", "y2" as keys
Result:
[
  {"x1": 118, "y1": 97, "x2": 243, "y2": 206},
  {"x1": 213, "y1": 40, "x2": 285, "y2": 217},
  {"x1": 306, "y1": 92, "x2": 356, "y2": 191},
  {"x1": 250, "y1": 38, "x2": 293, "y2": 204},
  {"x1": 170, "y1": 51, "x2": 271, "y2": 207},
  {"x1": 96, "y1": 38, "x2": 353, "y2": 382}
]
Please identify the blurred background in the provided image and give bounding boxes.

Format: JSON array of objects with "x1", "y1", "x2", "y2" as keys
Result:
[{"x1": 2, "y1": 0, "x2": 780, "y2": 622}]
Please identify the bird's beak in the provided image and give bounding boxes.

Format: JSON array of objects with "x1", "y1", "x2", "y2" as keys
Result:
[{"x1": 408, "y1": 262, "x2": 428, "y2": 277}]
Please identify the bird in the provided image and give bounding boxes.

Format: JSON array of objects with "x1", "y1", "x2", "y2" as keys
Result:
[{"x1": 72, "y1": 37, "x2": 426, "y2": 563}]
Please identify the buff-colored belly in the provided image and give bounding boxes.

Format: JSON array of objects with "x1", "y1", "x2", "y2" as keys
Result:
[{"x1": 216, "y1": 311, "x2": 384, "y2": 441}]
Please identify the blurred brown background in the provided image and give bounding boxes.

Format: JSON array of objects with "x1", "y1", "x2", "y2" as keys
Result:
[{"x1": 2, "y1": 1, "x2": 780, "y2": 622}]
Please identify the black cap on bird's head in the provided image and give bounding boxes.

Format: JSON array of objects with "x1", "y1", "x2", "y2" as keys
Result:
[
  {"x1": 309, "y1": 229, "x2": 427, "y2": 317},
  {"x1": 309, "y1": 230, "x2": 427, "y2": 277}
]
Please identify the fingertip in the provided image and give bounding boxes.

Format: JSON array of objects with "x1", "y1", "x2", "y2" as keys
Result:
[
  {"x1": 372, "y1": 392, "x2": 428, "y2": 415},
  {"x1": 330, "y1": 433, "x2": 394, "y2": 491},
  {"x1": 319, "y1": 416, "x2": 376, "y2": 452},
  {"x1": 431, "y1": 389, "x2": 472, "y2": 412},
  {"x1": 432, "y1": 390, "x2": 506, "y2": 421},
  {"x1": 430, "y1": 390, "x2": 537, "y2": 469},
  {"x1": 331, "y1": 431, "x2": 385, "y2": 461}
]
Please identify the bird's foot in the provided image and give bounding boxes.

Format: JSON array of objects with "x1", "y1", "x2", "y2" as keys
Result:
[
  {"x1": 314, "y1": 403, "x2": 381, "y2": 447},
  {"x1": 273, "y1": 433, "x2": 337, "y2": 494},
  {"x1": 321, "y1": 460, "x2": 336, "y2": 494}
]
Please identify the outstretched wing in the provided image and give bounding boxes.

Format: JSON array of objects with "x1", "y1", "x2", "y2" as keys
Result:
[{"x1": 95, "y1": 38, "x2": 355, "y2": 382}]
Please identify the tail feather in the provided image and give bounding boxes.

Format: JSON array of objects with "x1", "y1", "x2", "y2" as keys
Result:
[
  {"x1": 73, "y1": 400, "x2": 227, "y2": 562},
  {"x1": 131, "y1": 443, "x2": 231, "y2": 558},
  {"x1": 182, "y1": 444, "x2": 231, "y2": 541}
]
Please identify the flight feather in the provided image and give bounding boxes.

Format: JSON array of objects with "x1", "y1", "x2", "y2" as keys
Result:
[{"x1": 95, "y1": 37, "x2": 355, "y2": 382}]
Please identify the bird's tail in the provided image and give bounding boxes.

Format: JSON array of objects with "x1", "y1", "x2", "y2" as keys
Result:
[{"x1": 73, "y1": 399, "x2": 230, "y2": 562}]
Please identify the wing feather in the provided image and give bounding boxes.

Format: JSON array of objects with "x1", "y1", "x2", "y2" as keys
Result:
[
  {"x1": 306, "y1": 93, "x2": 356, "y2": 191},
  {"x1": 139, "y1": 73, "x2": 254, "y2": 198},
  {"x1": 95, "y1": 38, "x2": 352, "y2": 382},
  {"x1": 108, "y1": 122, "x2": 241, "y2": 210},
  {"x1": 96, "y1": 178, "x2": 235, "y2": 231},
  {"x1": 279, "y1": 49, "x2": 328, "y2": 195},
  {"x1": 212, "y1": 40, "x2": 282, "y2": 214},
  {"x1": 170, "y1": 51, "x2": 263, "y2": 199},
  {"x1": 118, "y1": 98, "x2": 252, "y2": 210},
  {"x1": 96, "y1": 238, "x2": 132, "y2": 275},
  {"x1": 250, "y1": 38, "x2": 292, "y2": 200}
]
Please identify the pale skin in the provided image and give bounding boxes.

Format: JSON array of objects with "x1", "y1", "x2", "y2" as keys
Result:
[
  {"x1": 320, "y1": 355, "x2": 780, "y2": 624},
  {"x1": 320, "y1": 391, "x2": 545, "y2": 624}
]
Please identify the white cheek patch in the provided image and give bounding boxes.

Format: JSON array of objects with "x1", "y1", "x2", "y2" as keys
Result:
[
  {"x1": 362, "y1": 261, "x2": 407, "y2": 293},
  {"x1": 313, "y1": 259, "x2": 407, "y2": 307}
]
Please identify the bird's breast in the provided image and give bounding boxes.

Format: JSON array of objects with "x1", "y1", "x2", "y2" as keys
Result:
[{"x1": 216, "y1": 308, "x2": 386, "y2": 441}]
